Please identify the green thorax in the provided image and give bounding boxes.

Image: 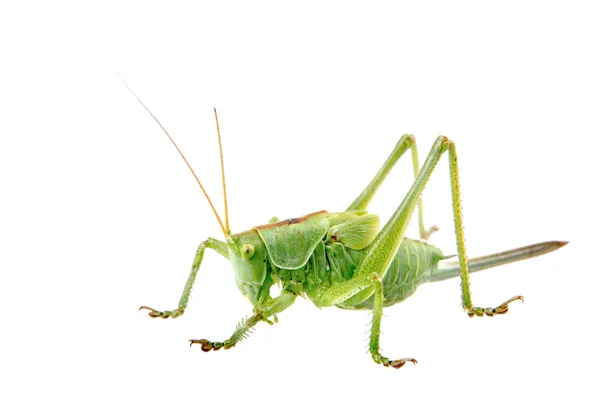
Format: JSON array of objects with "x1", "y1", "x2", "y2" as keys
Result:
[{"x1": 251, "y1": 210, "x2": 444, "y2": 310}]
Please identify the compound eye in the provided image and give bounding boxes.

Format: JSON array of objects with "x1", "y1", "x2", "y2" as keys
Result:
[{"x1": 241, "y1": 243, "x2": 255, "y2": 260}]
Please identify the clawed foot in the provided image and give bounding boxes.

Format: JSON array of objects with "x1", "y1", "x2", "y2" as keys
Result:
[
  {"x1": 189, "y1": 339, "x2": 231, "y2": 351},
  {"x1": 139, "y1": 305, "x2": 184, "y2": 319},
  {"x1": 467, "y1": 295, "x2": 524, "y2": 317},
  {"x1": 386, "y1": 358, "x2": 418, "y2": 369},
  {"x1": 373, "y1": 353, "x2": 418, "y2": 369}
]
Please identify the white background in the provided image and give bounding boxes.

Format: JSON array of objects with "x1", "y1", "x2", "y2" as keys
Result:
[{"x1": 1, "y1": 1, "x2": 598, "y2": 399}]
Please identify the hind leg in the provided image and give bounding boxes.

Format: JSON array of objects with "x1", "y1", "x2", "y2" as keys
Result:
[{"x1": 346, "y1": 134, "x2": 437, "y2": 240}]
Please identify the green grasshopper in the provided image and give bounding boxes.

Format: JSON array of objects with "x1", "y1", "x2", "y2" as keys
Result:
[{"x1": 124, "y1": 82, "x2": 567, "y2": 369}]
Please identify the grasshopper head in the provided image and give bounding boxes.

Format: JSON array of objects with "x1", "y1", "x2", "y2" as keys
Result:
[{"x1": 227, "y1": 230, "x2": 268, "y2": 305}]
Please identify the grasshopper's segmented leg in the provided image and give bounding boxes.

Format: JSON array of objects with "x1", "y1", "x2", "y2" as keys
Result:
[
  {"x1": 318, "y1": 137, "x2": 521, "y2": 368},
  {"x1": 369, "y1": 273, "x2": 417, "y2": 369},
  {"x1": 316, "y1": 137, "x2": 452, "y2": 311},
  {"x1": 190, "y1": 314, "x2": 262, "y2": 351},
  {"x1": 315, "y1": 274, "x2": 417, "y2": 369},
  {"x1": 446, "y1": 141, "x2": 523, "y2": 317},
  {"x1": 140, "y1": 237, "x2": 228, "y2": 319},
  {"x1": 190, "y1": 291, "x2": 297, "y2": 351},
  {"x1": 348, "y1": 136, "x2": 521, "y2": 317},
  {"x1": 346, "y1": 134, "x2": 437, "y2": 241}
]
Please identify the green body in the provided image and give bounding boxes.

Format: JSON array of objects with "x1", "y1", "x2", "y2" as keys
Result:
[
  {"x1": 233, "y1": 211, "x2": 445, "y2": 311},
  {"x1": 138, "y1": 131, "x2": 567, "y2": 369},
  {"x1": 227, "y1": 210, "x2": 563, "y2": 314}
]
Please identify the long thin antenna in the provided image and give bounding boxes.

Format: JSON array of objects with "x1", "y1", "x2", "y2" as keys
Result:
[
  {"x1": 117, "y1": 76, "x2": 228, "y2": 238},
  {"x1": 213, "y1": 108, "x2": 230, "y2": 233}
]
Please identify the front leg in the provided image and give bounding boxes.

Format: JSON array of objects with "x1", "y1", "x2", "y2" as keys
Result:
[
  {"x1": 140, "y1": 237, "x2": 228, "y2": 319},
  {"x1": 190, "y1": 291, "x2": 296, "y2": 351}
]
